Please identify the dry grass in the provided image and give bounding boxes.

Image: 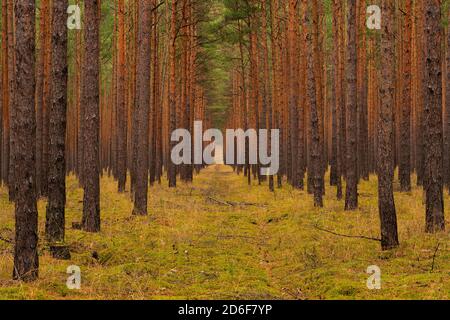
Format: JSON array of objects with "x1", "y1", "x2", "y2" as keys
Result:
[{"x1": 0, "y1": 165, "x2": 448, "y2": 300}]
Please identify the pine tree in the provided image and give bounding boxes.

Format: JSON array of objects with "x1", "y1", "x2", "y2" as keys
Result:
[
  {"x1": 399, "y1": 0, "x2": 412, "y2": 191},
  {"x1": 46, "y1": 0, "x2": 68, "y2": 243},
  {"x1": 378, "y1": 0, "x2": 399, "y2": 250},
  {"x1": 13, "y1": 0, "x2": 39, "y2": 281},
  {"x1": 345, "y1": 0, "x2": 358, "y2": 210},
  {"x1": 82, "y1": 0, "x2": 101, "y2": 232},
  {"x1": 423, "y1": 0, "x2": 445, "y2": 233},
  {"x1": 132, "y1": 0, "x2": 151, "y2": 216}
]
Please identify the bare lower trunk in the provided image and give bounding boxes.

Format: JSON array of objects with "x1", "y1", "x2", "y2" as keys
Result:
[
  {"x1": 345, "y1": 0, "x2": 358, "y2": 210},
  {"x1": 13, "y1": 0, "x2": 39, "y2": 281},
  {"x1": 378, "y1": 0, "x2": 399, "y2": 250},
  {"x1": 46, "y1": 0, "x2": 68, "y2": 243},
  {"x1": 132, "y1": 0, "x2": 151, "y2": 216},
  {"x1": 82, "y1": 0, "x2": 100, "y2": 233},
  {"x1": 423, "y1": 0, "x2": 445, "y2": 233}
]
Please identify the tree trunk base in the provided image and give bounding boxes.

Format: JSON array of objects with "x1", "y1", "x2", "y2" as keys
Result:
[{"x1": 49, "y1": 245, "x2": 71, "y2": 260}]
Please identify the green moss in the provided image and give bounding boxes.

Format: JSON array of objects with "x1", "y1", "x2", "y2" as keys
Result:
[{"x1": 0, "y1": 167, "x2": 448, "y2": 300}]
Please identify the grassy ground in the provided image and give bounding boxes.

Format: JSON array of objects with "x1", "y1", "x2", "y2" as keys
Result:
[{"x1": 0, "y1": 165, "x2": 448, "y2": 300}]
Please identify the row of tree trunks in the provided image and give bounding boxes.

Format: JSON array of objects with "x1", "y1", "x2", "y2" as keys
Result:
[{"x1": 226, "y1": 0, "x2": 447, "y2": 251}]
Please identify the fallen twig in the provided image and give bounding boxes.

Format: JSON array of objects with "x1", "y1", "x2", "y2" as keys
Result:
[
  {"x1": 207, "y1": 196, "x2": 266, "y2": 208},
  {"x1": 207, "y1": 196, "x2": 234, "y2": 206},
  {"x1": 430, "y1": 243, "x2": 440, "y2": 273},
  {"x1": 312, "y1": 225, "x2": 381, "y2": 242},
  {"x1": 217, "y1": 234, "x2": 257, "y2": 240},
  {"x1": 229, "y1": 201, "x2": 267, "y2": 207}
]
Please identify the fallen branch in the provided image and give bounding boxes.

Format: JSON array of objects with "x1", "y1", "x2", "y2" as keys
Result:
[
  {"x1": 228, "y1": 201, "x2": 267, "y2": 208},
  {"x1": 217, "y1": 234, "x2": 257, "y2": 240},
  {"x1": 207, "y1": 196, "x2": 234, "y2": 206},
  {"x1": 207, "y1": 196, "x2": 266, "y2": 208},
  {"x1": 430, "y1": 243, "x2": 440, "y2": 273},
  {"x1": 312, "y1": 225, "x2": 381, "y2": 242}
]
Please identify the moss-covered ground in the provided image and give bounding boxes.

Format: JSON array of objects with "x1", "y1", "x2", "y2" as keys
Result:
[{"x1": 0, "y1": 165, "x2": 448, "y2": 299}]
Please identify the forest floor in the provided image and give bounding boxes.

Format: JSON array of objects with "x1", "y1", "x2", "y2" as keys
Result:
[{"x1": 0, "y1": 165, "x2": 449, "y2": 300}]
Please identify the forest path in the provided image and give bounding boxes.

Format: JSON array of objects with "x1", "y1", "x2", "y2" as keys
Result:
[
  {"x1": 178, "y1": 164, "x2": 284, "y2": 299},
  {"x1": 0, "y1": 166, "x2": 448, "y2": 299}
]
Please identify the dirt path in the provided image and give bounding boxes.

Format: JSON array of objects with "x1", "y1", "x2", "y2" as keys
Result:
[{"x1": 179, "y1": 165, "x2": 283, "y2": 299}]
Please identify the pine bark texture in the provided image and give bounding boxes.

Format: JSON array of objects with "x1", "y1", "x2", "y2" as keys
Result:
[
  {"x1": 378, "y1": 0, "x2": 399, "y2": 250},
  {"x1": 82, "y1": 0, "x2": 101, "y2": 232},
  {"x1": 399, "y1": 0, "x2": 412, "y2": 191},
  {"x1": 423, "y1": 0, "x2": 445, "y2": 233},
  {"x1": 345, "y1": 0, "x2": 358, "y2": 210},
  {"x1": 46, "y1": 0, "x2": 68, "y2": 243},
  {"x1": 132, "y1": 0, "x2": 151, "y2": 216},
  {"x1": 13, "y1": 0, "x2": 39, "y2": 281}
]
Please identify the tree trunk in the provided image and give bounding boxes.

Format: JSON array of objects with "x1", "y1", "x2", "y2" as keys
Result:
[
  {"x1": 357, "y1": 0, "x2": 368, "y2": 181},
  {"x1": 132, "y1": 0, "x2": 151, "y2": 216},
  {"x1": 1, "y1": 0, "x2": 8, "y2": 187},
  {"x1": 288, "y1": 0, "x2": 299, "y2": 189},
  {"x1": 116, "y1": 0, "x2": 127, "y2": 192},
  {"x1": 444, "y1": 4, "x2": 450, "y2": 192},
  {"x1": 345, "y1": 0, "x2": 358, "y2": 210},
  {"x1": 308, "y1": 1, "x2": 323, "y2": 207},
  {"x1": 423, "y1": 0, "x2": 445, "y2": 233},
  {"x1": 399, "y1": 0, "x2": 412, "y2": 192},
  {"x1": 168, "y1": 0, "x2": 177, "y2": 188},
  {"x1": 7, "y1": 0, "x2": 15, "y2": 202},
  {"x1": 378, "y1": 0, "x2": 399, "y2": 250},
  {"x1": 35, "y1": 0, "x2": 46, "y2": 196},
  {"x1": 333, "y1": 0, "x2": 343, "y2": 199},
  {"x1": 13, "y1": 0, "x2": 39, "y2": 281},
  {"x1": 82, "y1": 0, "x2": 101, "y2": 233},
  {"x1": 40, "y1": 0, "x2": 52, "y2": 197},
  {"x1": 45, "y1": 0, "x2": 68, "y2": 243}
]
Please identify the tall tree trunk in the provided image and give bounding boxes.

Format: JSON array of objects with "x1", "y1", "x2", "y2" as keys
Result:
[
  {"x1": 308, "y1": 1, "x2": 323, "y2": 207},
  {"x1": 35, "y1": 0, "x2": 46, "y2": 196},
  {"x1": 415, "y1": 0, "x2": 425, "y2": 186},
  {"x1": 261, "y1": 0, "x2": 274, "y2": 191},
  {"x1": 40, "y1": 0, "x2": 52, "y2": 197},
  {"x1": 13, "y1": 0, "x2": 39, "y2": 281},
  {"x1": 333, "y1": 0, "x2": 343, "y2": 199},
  {"x1": 76, "y1": 11, "x2": 84, "y2": 184},
  {"x1": 423, "y1": 0, "x2": 445, "y2": 233},
  {"x1": 45, "y1": 0, "x2": 68, "y2": 243},
  {"x1": 378, "y1": 0, "x2": 399, "y2": 250},
  {"x1": 357, "y1": 0, "x2": 368, "y2": 181},
  {"x1": 168, "y1": 0, "x2": 177, "y2": 188},
  {"x1": 399, "y1": 0, "x2": 412, "y2": 191},
  {"x1": 288, "y1": 0, "x2": 299, "y2": 189},
  {"x1": 132, "y1": 0, "x2": 151, "y2": 215},
  {"x1": 116, "y1": 0, "x2": 127, "y2": 192},
  {"x1": 7, "y1": 0, "x2": 15, "y2": 202},
  {"x1": 446, "y1": 0, "x2": 450, "y2": 193},
  {"x1": 345, "y1": 0, "x2": 358, "y2": 210},
  {"x1": 1, "y1": 0, "x2": 8, "y2": 188},
  {"x1": 82, "y1": 0, "x2": 100, "y2": 232}
]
